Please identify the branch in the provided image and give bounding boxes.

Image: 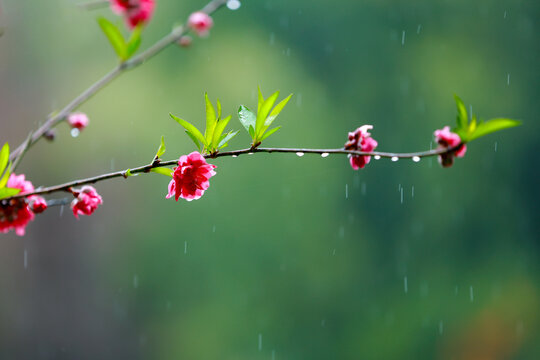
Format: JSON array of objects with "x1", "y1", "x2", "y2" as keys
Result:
[
  {"x1": 3, "y1": 145, "x2": 460, "y2": 201},
  {"x1": 8, "y1": 0, "x2": 229, "y2": 164}
]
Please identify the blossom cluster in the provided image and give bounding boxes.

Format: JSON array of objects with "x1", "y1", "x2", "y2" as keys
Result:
[{"x1": 110, "y1": 0, "x2": 155, "y2": 29}]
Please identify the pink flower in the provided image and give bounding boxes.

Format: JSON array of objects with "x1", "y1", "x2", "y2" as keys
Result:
[
  {"x1": 434, "y1": 126, "x2": 467, "y2": 167},
  {"x1": 71, "y1": 186, "x2": 103, "y2": 219},
  {"x1": 67, "y1": 112, "x2": 89, "y2": 130},
  {"x1": 345, "y1": 125, "x2": 378, "y2": 170},
  {"x1": 166, "y1": 152, "x2": 217, "y2": 201},
  {"x1": 0, "y1": 173, "x2": 46, "y2": 236},
  {"x1": 110, "y1": 0, "x2": 155, "y2": 29},
  {"x1": 30, "y1": 197, "x2": 48, "y2": 214},
  {"x1": 187, "y1": 12, "x2": 214, "y2": 36}
]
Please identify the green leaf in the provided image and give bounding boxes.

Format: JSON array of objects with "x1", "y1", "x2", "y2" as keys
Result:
[
  {"x1": 125, "y1": 24, "x2": 143, "y2": 59},
  {"x1": 204, "y1": 93, "x2": 217, "y2": 144},
  {"x1": 170, "y1": 113, "x2": 207, "y2": 146},
  {"x1": 260, "y1": 126, "x2": 282, "y2": 141},
  {"x1": 454, "y1": 95, "x2": 468, "y2": 130},
  {"x1": 257, "y1": 86, "x2": 264, "y2": 114},
  {"x1": 124, "y1": 169, "x2": 138, "y2": 177},
  {"x1": 256, "y1": 91, "x2": 279, "y2": 136},
  {"x1": 0, "y1": 187, "x2": 21, "y2": 200},
  {"x1": 218, "y1": 130, "x2": 239, "y2": 149},
  {"x1": 467, "y1": 118, "x2": 521, "y2": 141},
  {"x1": 151, "y1": 167, "x2": 173, "y2": 177},
  {"x1": 212, "y1": 115, "x2": 232, "y2": 148},
  {"x1": 185, "y1": 131, "x2": 201, "y2": 151},
  {"x1": 0, "y1": 142, "x2": 9, "y2": 181},
  {"x1": 262, "y1": 93, "x2": 292, "y2": 131},
  {"x1": 216, "y1": 98, "x2": 222, "y2": 119},
  {"x1": 155, "y1": 136, "x2": 166, "y2": 159},
  {"x1": 98, "y1": 17, "x2": 127, "y2": 60},
  {"x1": 0, "y1": 162, "x2": 11, "y2": 188},
  {"x1": 248, "y1": 125, "x2": 255, "y2": 139},
  {"x1": 238, "y1": 106, "x2": 257, "y2": 135}
]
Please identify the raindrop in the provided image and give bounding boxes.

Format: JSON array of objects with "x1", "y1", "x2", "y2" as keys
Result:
[
  {"x1": 345, "y1": 184, "x2": 348, "y2": 199},
  {"x1": 212, "y1": 225, "x2": 216, "y2": 233},
  {"x1": 338, "y1": 226, "x2": 344, "y2": 238},
  {"x1": 296, "y1": 152, "x2": 304, "y2": 157},
  {"x1": 503, "y1": 10, "x2": 507, "y2": 19},
  {"x1": 133, "y1": 275, "x2": 139, "y2": 289},
  {"x1": 401, "y1": 30, "x2": 406, "y2": 45},
  {"x1": 24, "y1": 249, "x2": 28, "y2": 270},
  {"x1": 226, "y1": 0, "x2": 241, "y2": 10},
  {"x1": 400, "y1": 187, "x2": 404, "y2": 204},
  {"x1": 321, "y1": 319, "x2": 326, "y2": 327},
  {"x1": 70, "y1": 128, "x2": 80, "y2": 137},
  {"x1": 439, "y1": 321, "x2": 444, "y2": 335},
  {"x1": 454, "y1": 286, "x2": 459, "y2": 296},
  {"x1": 417, "y1": 24, "x2": 422, "y2": 34},
  {"x1": 272, "y1": 350, "x2": 276, "y2": 360},
  {"x1": 374, "y1": 155, "x2": 381, "y2": 160},
  {"x1": 248, "y1": 152, "x2": 254, "y2": 155},
  {"x1": 59, "y1": 205, "x2": 64, "y2": 217},
  {"x1": 258, "y1": 333, "x2": 262, "y2": 351},
  {"x1": 391, "y1": 156, "x2": 399, "y2": 162},
  {"x1": 507, "y1": 73, "x2": 510, "y2": 86},
  {"x1": 332, "y1": 248, "x2": 336, "y2": 256},
  {"x1": 285, "y1": 48, "x2": 291, "y2": 56},
  {"x1": 232, "y1": 154, "x2": 238, "y2": 158},
  {"x1": 494, "y1": 142, "x2": 498, "y2": 152},
  {"x1": 412, "y1": 156, "x2": 421, "y2": 162},
  {"x1": 404, "y1": 276, "x2": 408, "y2": 293},
  {"x1": 184, "y1": 241, "x2": 188, "y2": 254},
  {"x1": 469, "y1": 105, "x2": 473, "y2": 120},
  {"x1": 469, "y1": 286, "x2": 474, "y2": 302},
  {"x1": 321, "y1": 152, "x2": 329, "y2": 158},
  {"x1": 411, "y1": 185, "x2": 415, "y2": 198}
]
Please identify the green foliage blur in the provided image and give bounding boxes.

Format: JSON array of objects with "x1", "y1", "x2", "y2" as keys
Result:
[{"x1": 0, "y1": 0, "x2": 539, "y2": 359}]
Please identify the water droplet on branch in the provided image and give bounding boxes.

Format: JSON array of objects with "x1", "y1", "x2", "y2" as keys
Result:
[
  {"x1": 412, "y1": 156, "x2": 421, "y2": 162},
  {"x1": 296, "y1": 152, "x2": 304, "y2": 157},
  {"x1": 321, "y1": 152, "x2": 329, "y2": 158}
]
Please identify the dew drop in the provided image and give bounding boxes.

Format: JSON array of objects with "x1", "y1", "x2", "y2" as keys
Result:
[
  {"x1": 412, "y1": 156, "x2": 421, "y2": 162},
  {"x1": 321, "y1": 152, "x2": 329, "y2": 158},
  {"x1": 296, "y1": 152, "x2": 304, "y2": 157},
  {"x1": 226, "y1": 0, "x2": 241, "y2": 10},
  {"x1": 248, "y1": 152, "x2": 254, "y2": 155},
  {"x1": 232, "y1": 154, "x2": 238, "y2": 158},
  {"x1": 374, "y1": 155, "x2": 381, "y2": 160},
  {"x1": 70, "y1": 128, "x2": 80, "y2": 137},
  {"x1": 391, "y1": 156, "x2": 399, "y2": 162}
]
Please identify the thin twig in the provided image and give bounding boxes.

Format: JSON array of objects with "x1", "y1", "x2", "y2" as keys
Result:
[
  {"x1": 4, "y1": 145, "x2": 461, "y2": 200},
  {"x1": 11, "y1": 130, "x2": 33, "y2": 172},
  {"x1": 8, "y1": 0, "x2": 229, "y2": 163}
]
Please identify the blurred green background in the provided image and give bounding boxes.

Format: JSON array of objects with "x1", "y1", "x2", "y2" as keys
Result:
[{"x1": 1, "y1": 0, "x2": 539, "y2": 359}]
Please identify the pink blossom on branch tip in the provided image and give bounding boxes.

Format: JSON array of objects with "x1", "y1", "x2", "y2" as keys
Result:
[
  {"x1": 345, "y1": 125, "x2": 378, "y2": 170},
  {"x1": 187, "y1": 12, "x2": 214, "y2": 37},
  {"x1": 166, "y1": 152, "x2": 217, "y2": 201},
  {"x1": 0, "y1": 173, "x2": 46, "y2": 236},
  {"x1": 67, "y1": 112, "x2": 89, "y2": 130},
  {"x1": 110, "y1": 0, "x2": 155, "y2": 29},
  {"x1": 434, "y1": 126, "x2": 467, "y2": 167},
  {"x1": 71, "y1": 186, "x2": 103, "y2": 219}
]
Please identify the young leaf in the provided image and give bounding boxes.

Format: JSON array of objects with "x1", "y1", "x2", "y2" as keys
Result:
[
  {"x1": 154, "y1": 136, "x2": 166, "y2": 159},
  {"x1": 257, "y1": 86, "x2": 264, "y2": 114},
  {"x1": 218, "y1": 130, "x2": 239, "y2": 149},
  {"x1": 211, "y1": 115, "x2": 232, "y2": 148},
  {"x1": 260, "y1": 126, "x2": 282, "y2": 141},
  {"x1": 170, "y1": 113, "x2": 207, "y2": 146},
  {"x1": 0, "y1": 187, "x2": 21, "y2": 200},
  {"x1": 98, "y1": 17, "x2": 127, "y2": 60},
  {"x1": 238, "y1": 106, "x2": 256, "y2": 134},
  {"x1": 454, "y1": 95, "x2": 468, "y2": 130},
  {"x1": 0, "y1": 142, "x2": 9, "y2": 180},
  {"x1": 216, "y1": 98, "x2": 222, "y2": 119},
  {"x1": 467, "y1": 118, "x2": 521, "y2": 141},
  {"x1": 124, "y1": 169, "x2": 138, "y2": 177},
  {"x1": 262, "y1": 93, "x2": 292, "y2": 131},
  {"x1": 185, "y1": 131, "x2": 202, "y2": 151},
  {"x1": 204, "y1": 93, "x2": 217, "y2": 144},
  {"x1": 256, "y1": 91, "x2": 280, "y2": 136},
  {"x1": 248, "y1": 125, "x2": 255, "y2": 139},
  {"x1": 0, "y1": 162, "x2": 11, "y2": 188},
  {"x1": 151, "y1": 167, "x2": 173, "y2": 177},
  {"x1": 126, "y1": 24, "x2": 143, "y2": 59}
]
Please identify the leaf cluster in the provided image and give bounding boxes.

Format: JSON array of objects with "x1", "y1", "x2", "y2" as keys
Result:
[
  {"x1": 238, "y1": 87, "x2": 292, "y2": 148},
  {"x1": 98, "y1": 17, "x2": 142, "y2": 61},
  {"x1": 0, "y1": 143, "x2": 21, "y2": 200},
  {"x1": 170, "y1": 93, "x2": 238, "y2": 155},
  {"x1": 453, "y1": 95, "x2": 521, "y2": 142}
]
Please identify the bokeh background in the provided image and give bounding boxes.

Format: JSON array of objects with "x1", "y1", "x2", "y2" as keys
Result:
[{"x1": 1, "y1": 0, "x2": 539, "y2": 359}]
